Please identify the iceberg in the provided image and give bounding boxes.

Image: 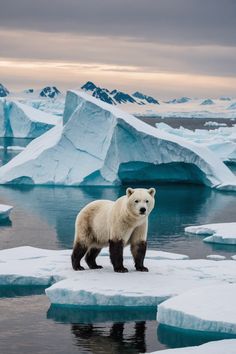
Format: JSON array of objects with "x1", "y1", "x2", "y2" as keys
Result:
[
  {"x1": 0, "y1": 204, "x2": 13, "y2": 220},
  {"x1": 0, "y1": 91, "x2": 236, "y2": 189},
  {"x1": 185, "y1": 222, "x2": 236, "y2": 245},
  {"x1": 157, "y1": 284, "x2": 236, "y2": 334},
  {"x1": 150, "y1": 339, "x2": 236, "y2": 354},
  {"x1": 0, "y1": 100, "x2": 62, "y2": 138},
  {"x1": 156, "y1": 122, "x2": 236, "y2": 163}
]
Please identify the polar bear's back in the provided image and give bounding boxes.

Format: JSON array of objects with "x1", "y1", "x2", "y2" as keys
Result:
[{"x1": 74, "y1": 199, "x2": 117, "y2": 246}]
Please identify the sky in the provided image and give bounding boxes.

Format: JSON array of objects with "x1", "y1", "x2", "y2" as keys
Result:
[{"x1": 0, "y1": 0, "x2": 236, "y2": 98}]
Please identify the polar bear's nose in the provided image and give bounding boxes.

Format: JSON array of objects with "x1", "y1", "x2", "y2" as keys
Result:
[{"x1": 140, "y1": 207, "x2": 146, "y2": 214}]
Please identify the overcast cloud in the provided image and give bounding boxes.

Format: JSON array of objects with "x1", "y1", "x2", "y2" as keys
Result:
[{"x1": 0, "y1": 0, "x2": 235, "y2": 97}]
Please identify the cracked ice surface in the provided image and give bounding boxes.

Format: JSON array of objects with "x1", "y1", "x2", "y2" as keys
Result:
[
  {"x1": 157, "y1": 284, "x2": 236, "y2": 334},
  {"x1": 0, "y1": 91, "x2": 236, "y2": 190},
  {"x1": 185, "y1": 223, "x2": 236, "y2": 245},
  {"x1": 149, "y1": 339, "x2": 236, "y2": 354}
]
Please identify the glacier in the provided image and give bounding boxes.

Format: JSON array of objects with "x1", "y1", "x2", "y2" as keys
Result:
[
  {"x1": 150, "y1": 339, "x2": 236, "y2": 354},
  {"x1": 157, "y1": 284, "x2": 236, "y2": 334},
  {"x1": 0, "y1": 90, "x2": 236, "y2": 189},
  {"x1": 0, "y1": 99, "x2": 62, "y2": 138},
  {"x1": 185, "y1": 222, "x2": 236, "y2": 245},
  {"x1": 0, "y1": 203, "x2": 13, "y2": 221}
]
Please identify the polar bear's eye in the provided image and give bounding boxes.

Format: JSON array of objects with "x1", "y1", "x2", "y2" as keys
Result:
[
  {"x1": 146, "y1": 200, "x2": 149, "y2": 203},
  {"x1": 135, "y1": 200, "x2": 139, "y2": 203}
]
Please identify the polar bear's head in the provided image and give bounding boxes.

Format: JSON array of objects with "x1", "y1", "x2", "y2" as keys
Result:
[{"x1": 126, "y1": 187, "x2": 156, "y2": 217}]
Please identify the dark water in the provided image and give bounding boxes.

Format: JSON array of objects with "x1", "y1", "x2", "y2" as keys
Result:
[
  {"x1": 0, "y1": 137, "x2": 32, "y2": 167},
  {"x1": 0, "y1": 134, "x2": 236, "y2": 353}
]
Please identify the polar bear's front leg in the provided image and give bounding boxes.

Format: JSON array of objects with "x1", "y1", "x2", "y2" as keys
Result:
[
  {"x1": 130, "y1": 223, "x2": 148, "y2": 272},
  {"x1": 109, "y1": 239, "x2": 128, "y2": 273}
]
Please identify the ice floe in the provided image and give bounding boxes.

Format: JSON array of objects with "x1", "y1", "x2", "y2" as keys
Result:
[
  {"x1": 157, "y1": 284, "x2": 236, "y2": 334},
  {"x1": 185, "y1": 223, "x2": 236, "y2": 245},
  {"x1": 0, "y1": 204, "x2": 13, "y2": 221},
  {"x1": 0, "y1": 91, "x2": 236, "y2": 190},
  {"x1": 150, "y1": 339, "x2": 236, "y2": 354},
  {"x1": 206, "y1": 255, "x2": 226, "y2": 261},
  {"x1": 1, "y1": 246, "x2": 236, "y2": 307}
]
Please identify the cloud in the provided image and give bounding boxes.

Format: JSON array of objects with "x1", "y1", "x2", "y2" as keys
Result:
[{"x1": 0, "y1": 0, "x2": 236, "y2": 46}]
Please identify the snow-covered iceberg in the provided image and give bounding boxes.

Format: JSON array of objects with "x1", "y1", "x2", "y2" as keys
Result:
[
  {"x1": 150, "y1": 339, "x2": 236, "y2": 354},
  {"x1": 0, "y1": 204, "x2": 13, "y2": 221},
  {"x1": 0, "y1": 99, "x2": 61, "y2": 138},
  {"x1": 157, "y1": 284, "x2": 236, "y2": 334},
  {"x1": 0, "y1": 90, "x2": 236, "y2": 189},
  {"x1": 185, "y1": 222, "x2": 236, "y2": 245}
]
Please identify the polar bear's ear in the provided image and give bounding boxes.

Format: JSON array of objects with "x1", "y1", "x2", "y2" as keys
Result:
[
  {"x1": 148, "y1": 188, "x2": 156, "y2": 197},
  {"x1": 126, "y1": 187, "x2": 134, "y2": 197}
]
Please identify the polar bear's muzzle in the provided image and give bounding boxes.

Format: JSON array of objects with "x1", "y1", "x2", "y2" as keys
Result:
[{"x1": 139, "y1": 207, "x2": 146, "y2": 215}]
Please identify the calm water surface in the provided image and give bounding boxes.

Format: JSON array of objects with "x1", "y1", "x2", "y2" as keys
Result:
[{"x1": 0, "y1": 134, "x2": 236, "y2": 353}]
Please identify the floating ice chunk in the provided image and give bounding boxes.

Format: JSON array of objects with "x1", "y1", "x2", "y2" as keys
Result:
[
  {"x1": 45, "y1": 258, "x2": 236, "y2": 307},
  {"x1": 185, "y1": 223, "x2": 236, "y2": 245},
  {"x1": 1, "y1": 246, "x2": 236, "y2": 307},
  {"x1": 204, "y1": 121, "x2": 227, "y2": 127},
  {"x1": 206, "y1": 255, "x2": 226, "y2": 261},
  {"x1": 157, "y1": 284, "x2": 236, "y2": 334},
  {"x1": 0, "y1": 204, "x2": 13, "y2": 221},
  {"x1": 0, "y1": 91, "x2": 236, "y2": 190},
  {"x1": 150, "y1": 339, "x2": 236, "y2": 354}
]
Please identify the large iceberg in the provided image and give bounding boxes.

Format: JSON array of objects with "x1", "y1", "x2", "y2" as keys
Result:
[
  {"x1": 150, "y1": 339, "x2": 236, "y2": 354},
  {"x1": 0, "y1": 99, "x2": 61, "y2": 138},
  {"x1": 0, "y1": 91, "x2": 236, "y2": 189},
  {"x1": 157, "y1": 284, "x2": 236, "y2": 334},
  {"x1": 185, "y1": 222, "x2": 236, "y2": 245}
]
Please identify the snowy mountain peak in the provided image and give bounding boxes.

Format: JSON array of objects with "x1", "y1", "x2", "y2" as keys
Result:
[
  {"x1": 133, "y1": 91, "x2": 159, "y2": 104},
  {"x1": 0, "y1": 84, "x2": 9, "y2": 97},
  {"x1": 81, "y1": 81, "x2": 97, "y2": 92},
  {"x1": 201, "y1": 99, "x2": 214, "y2": 105},
  {"x1": 39, "y1": 86, "x2": 61, "y2": 98},
  {"x1": 24, "y1": 88, "x2": 34, "y2": 94},
  {"x1": 167, "y1": 97, "x2": 191, "y2": 104},
  {"x1": 112, "y1": 91, "x2": 136, "y2": 104},
  {"x1": 92, "y1": 87, "x2": 115, "y2": 105}
]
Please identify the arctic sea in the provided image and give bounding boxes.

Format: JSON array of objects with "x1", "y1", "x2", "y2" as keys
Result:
[{"x1": 0, "y1": 138, "x2": 236, "y2": 353}]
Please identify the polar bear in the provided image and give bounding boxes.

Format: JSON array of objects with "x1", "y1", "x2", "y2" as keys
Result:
[{"x1": 71, "y1": 187, "x2": 156, "y2": 273}]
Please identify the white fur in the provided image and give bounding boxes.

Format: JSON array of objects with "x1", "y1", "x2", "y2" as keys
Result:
[{"x1": 74, "y1": 188, "x2": 155, "y2": 249}]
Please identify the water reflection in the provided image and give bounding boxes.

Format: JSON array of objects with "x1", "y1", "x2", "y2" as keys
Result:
[
  {"x1": 48, "y1": 305, "x2": 158, "y2": 354},
  {"x1": 157, "y1": 323, "x2": 236, "y2": 348}
]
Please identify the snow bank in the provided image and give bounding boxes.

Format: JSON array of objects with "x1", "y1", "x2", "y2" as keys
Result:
[
  {"x1": 185, "y1": 223, "x2": 236, "y2": 245},
  {"x1": 150, "y1": 339, "x2": 236, "y2": 354},
  {"x1": 0, "y1": 100, "x2": 61, "y2": 138},
  {"x1": 157, "y1": 284, "x2": 236, "y2": 334},
  {"x1": 0, "y1": 90, "x2": 236, "y2": 190},
  {"x1": 0, "y1": 204, "x2": 13, "y2": 220},
  {"x1": 156, "y1": 122, "x2": 236, "y2": 163}
]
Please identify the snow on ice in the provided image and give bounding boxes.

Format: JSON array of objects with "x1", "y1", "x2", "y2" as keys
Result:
[
  {"x1": 0, "y1": 204, "x2": 13, "y2": 221},
  {"x1": 157, "y1": 284, "x2": 236, "y2": 334},
  {"x1": 149, "y1": 339, "x2": 236, "y2": 354}
]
